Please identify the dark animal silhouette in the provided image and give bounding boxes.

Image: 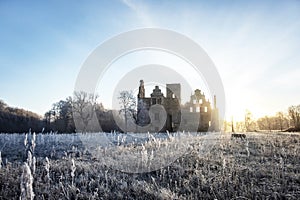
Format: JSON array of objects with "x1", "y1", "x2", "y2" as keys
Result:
[{"x1": 231, "y1": 133, "x2": 246, "y2": 140}]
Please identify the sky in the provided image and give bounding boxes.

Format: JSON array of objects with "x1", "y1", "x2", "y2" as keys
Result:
[{"x1": 0, "y1": 0, "x2": 300, "y2": 121}]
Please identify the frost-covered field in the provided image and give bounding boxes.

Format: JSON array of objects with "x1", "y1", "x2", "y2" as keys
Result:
[{"x1": 0, "y1": 132, "x2": 300, "y2": 199}]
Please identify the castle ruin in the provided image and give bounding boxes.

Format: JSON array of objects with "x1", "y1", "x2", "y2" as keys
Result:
[{"x1": 136, "y1": 80, "x2": 220, "y2": 132}]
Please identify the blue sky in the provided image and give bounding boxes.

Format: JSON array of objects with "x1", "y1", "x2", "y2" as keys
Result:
[{"x1": 1, "y1": 0, "x2": 300, "y2": 120}]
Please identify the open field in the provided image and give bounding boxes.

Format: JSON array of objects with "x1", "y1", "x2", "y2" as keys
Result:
[{"x1": 0, "y1": 132, "x2": 299, "y2": 199}]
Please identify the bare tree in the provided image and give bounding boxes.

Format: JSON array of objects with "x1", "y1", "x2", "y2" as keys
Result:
[
  {"x1": 50, "y1": 97, "x2": 74, "y2": 132},
  {"x1": 235, "y1": 121, "x2": 244, "y2": 132},
  {"x1": 288, "y1": 105, "x2": 300, "y2": 130},
  {"x1": 72, "y1": 91, "x2": 98, "y2": 133},
  {"x1": 244, "y1": 110, "x2": 256, "y2": 132},
  {"x1": 265, "y1": 116, "x2": 272, "y2": 132},
  {"x1": 222, "y1": 120, "x2": 231, "y2": 133},
  {"x1": 118, "y1": 90, "x2": 136, "y2": 133},
  {"x1": 276, "y1": 112, "x2": 284, "y2": 131},
  {"x1": 257, "y1": 116, "x2": 268, "y2": 131},
  {"x1": 44, "y1": 111, "x2": 52, "y2": 130},
  {"x1": 231, "y1": 117, "x2": 235, "y2": 133}
]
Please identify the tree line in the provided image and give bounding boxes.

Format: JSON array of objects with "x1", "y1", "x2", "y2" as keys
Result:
[
  {"x1": 43, "y1": 91, "x2": 121, "y2": 133},
  {"x1": 0, "y1": 100, "x2": 43, "y2": 133},
  {"x1": 1, "y1": 92, "x2": 299, "y2": 133},
  {"x1": 223, "y1": 105, "x2": 300, "y2": 132},
  {"x1": 0, "y1": 92, "x2": 121, "y2": 133}
]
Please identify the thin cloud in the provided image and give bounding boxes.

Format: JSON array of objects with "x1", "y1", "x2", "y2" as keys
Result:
[
  {"x1": 121, "y1": 0, "x2": 138, "y2": 11},
  {"x1": 120, "y1": 0, "x2": 155, "y2": 26}
]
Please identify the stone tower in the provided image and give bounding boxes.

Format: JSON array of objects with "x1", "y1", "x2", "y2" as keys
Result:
[
  {"x1": 138, "y1": 80, "x2": 145, "y2": 98},
  {"x1": 210, "y1": 95, "x2": 220, "y2": 131},
  {"x1": 166, "y1": 84, "x2": 181, "y2": 104}
]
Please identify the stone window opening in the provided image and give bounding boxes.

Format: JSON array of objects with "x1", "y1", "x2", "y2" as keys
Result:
[
  {"x1": 157, "y1": 98, "x2": 162, "y2": 104},
  {"x1": 152, "y1": 98, "x2": 156, "y2": 105}
]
